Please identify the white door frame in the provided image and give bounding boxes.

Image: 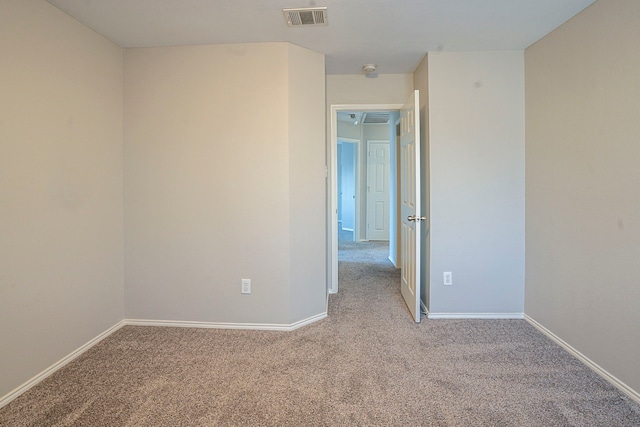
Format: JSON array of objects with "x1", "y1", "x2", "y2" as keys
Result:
[{"x1": 328, "y1": 104, "x2": 402, "y2": 294}]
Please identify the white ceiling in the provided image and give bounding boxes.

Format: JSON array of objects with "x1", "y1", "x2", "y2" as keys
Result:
[{"x1": 47, "y1": 0, "x2": 596, "y2": 75}]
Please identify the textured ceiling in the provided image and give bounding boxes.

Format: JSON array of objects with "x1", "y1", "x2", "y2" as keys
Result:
[{"x1": 47, "y1": 0, "x2": 596, "y2": 74}]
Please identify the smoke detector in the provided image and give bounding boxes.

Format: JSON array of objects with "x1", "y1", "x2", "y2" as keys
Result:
[
  {"x1": 362, "y1": 64, "x2": 377, "y2": 75},
  {"x1": 283, "y1": 7, "x2": 328, "y2": 27}
]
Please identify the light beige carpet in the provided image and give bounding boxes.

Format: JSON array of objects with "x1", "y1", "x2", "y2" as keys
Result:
[{"x1": 1, "y1": 240, "x2": 639, "y2": 426}]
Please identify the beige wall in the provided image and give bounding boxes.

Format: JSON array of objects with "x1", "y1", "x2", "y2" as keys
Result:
[
  {"x1": 363, "y1": 124, "x2": 389, "y2": 141},
  {"x1": 327, "y1": 74, "x2": 414, "y2": 106},
  {"x1": 287, "y1": 44, "x2": 327, "y2": 321},
  {"x1": 0, "y1": 0, "x2": 124, "y2": 398},
  {"x1": 525, "y1": 0, "x2": 640, "y2": 393},
  {"x1": 427, "y1": 51, "x2": 525, "y2": 315},
  {"x1": 124, "y1": 42, "x2": 326, "y2": 325},
  {"x1": 337, "y1": 121, "x2": 361, "y2": 140}
]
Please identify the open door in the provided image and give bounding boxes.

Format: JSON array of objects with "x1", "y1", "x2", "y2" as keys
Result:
[{"x1": 400, "y1": 90, "x2": 422, "y2": 322}]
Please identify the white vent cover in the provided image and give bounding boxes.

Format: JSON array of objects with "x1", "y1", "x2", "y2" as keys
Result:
[
  {"x1": 283, "y1": 7, "x2": 328, "y2": 27},
  {"x1": 363, "y1": 112, "x2": 390, "y2": 124}
]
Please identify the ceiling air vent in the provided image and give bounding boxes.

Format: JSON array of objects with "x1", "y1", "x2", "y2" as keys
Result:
[
  {"x1": 363, "y1": 112, "x2": 390, "y2": 124},
  {"x1": 283, "y1": 7, "x2": 328, "y2": 27}
]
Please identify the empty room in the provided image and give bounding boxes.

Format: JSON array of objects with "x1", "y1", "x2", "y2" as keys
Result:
[{"x1": 1, "y1": 0, "x2": 639, "y2": 425}]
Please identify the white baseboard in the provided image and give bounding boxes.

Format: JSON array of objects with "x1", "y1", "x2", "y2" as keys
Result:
[
  {"x1": 0, "y1": 320, "x2": 126, "y2": 409},
  {"x1": 4, "y1": 312, "x2": 638, "y2": 412},
  {"x1": 288, "y1": 312, "x2": 328, "y2": 330},
  {"x1": 0, "y1": 312, "x2": 328, "y2": 410},
  {"x1": 525, "y1": 315, "x2": 640, "y2": 405},
  {"x1": 428, "y1": 312, "x2": 525, "y2": 319},
  {"x1": 124, "y1": 312, "x2": 328, "y2": 332},
  {"x1": 420, "y1": 301, "x2": 429, "y2": 320},
  {"x1": 388, "y1": 255, "x2": 397, "y2": 268}
]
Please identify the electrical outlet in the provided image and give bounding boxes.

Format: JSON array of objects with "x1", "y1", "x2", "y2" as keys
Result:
[
  {"x1": 241, "y1": 279, "x2": 251, "y2": 294},
  {"x1": 443, "y1": 272, "x2": 452, "y2": 286}
]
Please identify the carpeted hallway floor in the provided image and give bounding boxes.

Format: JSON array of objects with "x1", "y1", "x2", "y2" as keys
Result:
[{"x1": 1, "y1": 236, "x2": 639, "y2": 426}]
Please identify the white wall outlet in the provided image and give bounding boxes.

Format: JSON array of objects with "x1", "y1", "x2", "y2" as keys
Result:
[
  {"x1": 241, "y1": 279, "x2": 251, "y2": 294},
  {"x1": 443, "y1": 272, "x2": 452, "y2": 286}
]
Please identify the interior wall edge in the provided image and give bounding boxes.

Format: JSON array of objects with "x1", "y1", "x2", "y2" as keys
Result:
[
  {"x1": 0, "y1": 320, "x2": 126, "y2": 410},
  {"x1": 524, "y1": 314, "x2": 640, "y2": 405}
]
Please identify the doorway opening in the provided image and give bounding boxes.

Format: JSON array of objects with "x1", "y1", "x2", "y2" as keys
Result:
[{"x1": 329, "y1": 104, "x2": 402, "y2": 294}]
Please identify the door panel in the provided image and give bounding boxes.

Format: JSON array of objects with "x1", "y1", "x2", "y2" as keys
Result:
[
  {"x1": 366, "y1": 141, "x2": 390, "y2": 241},
  {"x1": 400, "y1": 90, "x2": 421, "y2": 322}
]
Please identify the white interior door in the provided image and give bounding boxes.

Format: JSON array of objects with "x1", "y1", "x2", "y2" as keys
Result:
[
  {"x1": 366, "y1": 141, "x2": 390, "y2": 241},
  {"x1": 400, "y1": 90, "x2": 422, "y2": 322}
]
